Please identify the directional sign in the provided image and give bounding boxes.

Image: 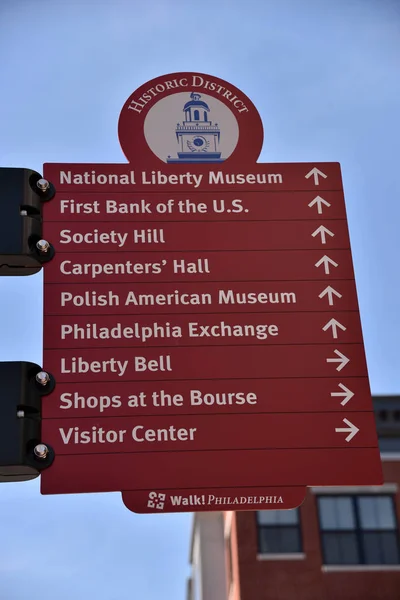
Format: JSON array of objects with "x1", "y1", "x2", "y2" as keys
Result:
[
  {"x1": 43, "y1": 191, "x2": 345, "y2": 222},
  {"x1": 43, "y1": 280, "x2": 357, "y2": 316},
  {"x1": 43, "y1": 312, "x2": 362, "y2": 349},
  {"x1": 42, "y1": 344, "x2": 368, "y2": 381},
  {"x1": 43, "y1": 412, "x2": 377, "y2": 454},
  {"x1": 122, "y1": 487, "x2": 308, "y2": 513},
  {"x1": 41, "y1": 377, "x2": 370, "y2": 420},
  {"x1": 43, "y1": 220, "x2": 349, "y2": 251},
  {"x1": 40, "y1": 71, "x2": 382, "y2": 512},
  {"x1": 43, "y1": 249, "x2": 355, "y2": 282}
]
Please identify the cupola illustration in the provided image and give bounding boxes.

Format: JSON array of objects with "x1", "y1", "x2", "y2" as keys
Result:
[{"x1": 167, "y1": 92, "x2": 223, "y2": 163}]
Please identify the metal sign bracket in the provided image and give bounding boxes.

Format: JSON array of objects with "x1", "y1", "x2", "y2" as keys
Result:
[
  {"x1": 0, "y1": 362, "x2": 55, "y2": 482},
  {"x1": 0, "y1": 167, "x2": 55, "y2": 276}
]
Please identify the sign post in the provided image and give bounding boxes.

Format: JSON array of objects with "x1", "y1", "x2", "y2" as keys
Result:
[{"x1": 40, "y1": 72, "x2": 382, "y2": 513}]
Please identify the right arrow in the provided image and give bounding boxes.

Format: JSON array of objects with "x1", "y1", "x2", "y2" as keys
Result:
[
  {"x1": 319, "y1": 285, "x2": 342, "y2": 306},
  {"x1": 315, "y1": 255, "x2": 339, "y2": 275},
  {"x1": 305, "y1": 167, "x2": 328, "y2": 185},
  {"x1": 331, "y1": 383, "x2": 354, "y2": 406},
  {"x1": 326, "y1": 349, "x2": 350, "y2": 371},
  {"x1": 335, "y1": 418, "x2": 359, "y2": 442},
  {"x1": 308, "y1": 195, "x2": 331, "y2": 214}
]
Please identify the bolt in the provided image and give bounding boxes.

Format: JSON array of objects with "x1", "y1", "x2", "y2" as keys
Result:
[
  {"x1": 36, "y1": 371, "x2": 50, "y2": 386},
  {"x1": 16, "y1": 410, "x2": 25, "y2": 418},
  {"x1": 37, "y1": 178, "x2": 50, "y2": 192},
  {"x1": 34, "y1": 444, "x2": 49, "y2": 459},
  {"x1": 36, "y1": 239, "x2": 50, "y2": 254}
]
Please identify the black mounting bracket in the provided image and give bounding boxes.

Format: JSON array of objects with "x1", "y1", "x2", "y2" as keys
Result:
[
  {"x1": 0, "y1": 362, "x2": 55, "y2": 482},
  {"x1": 0, "y1": 167, "x2": 55, "y2": 276}
]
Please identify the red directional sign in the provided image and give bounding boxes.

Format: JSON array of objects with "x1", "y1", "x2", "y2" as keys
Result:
[
  {"x1": 40, "y1": 71, "x2": 382, "y2": 513},
  {"x1": 43, "y1": 344, "x2": 368, "y2": 381},
  {"x1": 43, "y1": 249, "x2": 356, "y2": 282},
  {"x1": 43, "y1": 412, "x2": 377, "y2": 455},
  {"x1": 41, "y1": 377, "x2": 373, "y2": 420},
  {"x1": 122, "y1": 487, "x2": 308, "y2": 513},
  {"x1": 43, "y1": 191, "x2": 347, "y2": 222},
  {"x1": 43, "y1": 311, "x2": 364, "y2": 348},
  {"x1": 43, "y1": 280, "x2": 360, "y2": 316},
  {"x1": 43, "y1": 220, "x2": 351, "y2": 252}
]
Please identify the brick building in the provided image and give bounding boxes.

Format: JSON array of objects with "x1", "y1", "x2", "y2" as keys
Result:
[{"x1": 187, "y1": 396, "x2": 400, "y2": 600}]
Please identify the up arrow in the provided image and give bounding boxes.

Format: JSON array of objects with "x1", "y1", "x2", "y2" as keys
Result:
[
  {"x1": 315, "y1": 255, "x2": 338, "y2": 275},
  {"x1": 312, "y1": 225, "x2": 335, "y2": 244},
  {"x1": 305, "y1": 167, "x2": 328, "y2": 185},
  {"x1": 308, "y1": 196, "x2": 331, "y2": 214},
  {"x1": 322, "y1": 318, "x2": 347, "y2": 339},
  {"x1": 335, "y1": 418, "x2": 359, "y2": 442},
  {"x1": 326, "y1": 349, "x2": 350, "y2": 371},
  {"x1": 319, "y1": 286, "x2": 342, "y2": 306},
  {"x1": 331, "y1": 383, "x2": 354, "y2": 406}
]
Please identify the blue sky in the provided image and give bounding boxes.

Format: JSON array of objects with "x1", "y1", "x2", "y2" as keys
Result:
[{"x1": 0, "y1": 0, "x2": 399, "y2": 598}]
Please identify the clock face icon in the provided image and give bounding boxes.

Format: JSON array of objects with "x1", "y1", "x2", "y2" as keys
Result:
[
  {"x1": 193, "y1": 137, "x2": 205, "y2": 147},
  {"x1": 187, "y1": 135, "x2": 210, "y2": 152}
]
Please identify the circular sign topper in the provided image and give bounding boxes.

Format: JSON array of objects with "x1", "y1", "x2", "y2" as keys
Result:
[{"x1": 118, "y1": 72, "x2": 264, "y2": 168}]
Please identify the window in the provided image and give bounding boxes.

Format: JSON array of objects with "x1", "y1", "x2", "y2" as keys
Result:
[
  {"x1": 256, "y1": 509, "x2": 302, "y2": 554},
  {"x1": 379, "y1": 436, "x2": 400, "y2": 452},
  {"x1": 317, "y1": 495, "x2": 400, "y2": 565}
]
